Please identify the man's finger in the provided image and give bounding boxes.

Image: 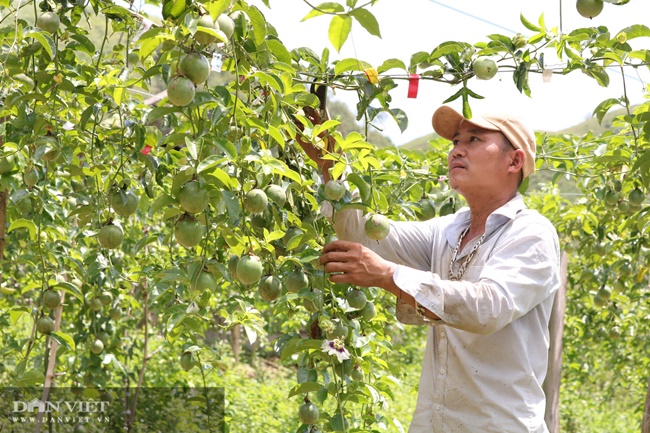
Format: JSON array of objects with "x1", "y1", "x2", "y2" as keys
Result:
[
  {"x1": 319, "y1": 250, "x2": 351, "y2": 265},
  {"x1": 322, "y1": 239, "x2": 356, "y2": 253}
]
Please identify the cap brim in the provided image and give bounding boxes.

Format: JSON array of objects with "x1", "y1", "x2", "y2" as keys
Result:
[{"x1": 431, "y1": 106, "x2": 499, "y2": 140}]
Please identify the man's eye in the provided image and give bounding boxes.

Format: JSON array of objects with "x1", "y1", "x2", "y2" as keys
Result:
[
  {"x1": 470, "y1": 136, "x2": 479, "y2": 142},
  {"x1": 452, "y1": 139, "x2": 459, "y2": 145}
]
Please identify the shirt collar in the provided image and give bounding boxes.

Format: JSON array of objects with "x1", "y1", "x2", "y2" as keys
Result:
[{"x1": 446, "y1": 194, "x2": 527, "y2": 248}]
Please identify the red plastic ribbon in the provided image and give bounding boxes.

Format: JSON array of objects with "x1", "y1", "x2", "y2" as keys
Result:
[
  {"x1": 140, "y1": 145, "x2": 152, "y2": 155},
  {"x1": 407, "y1": 74, "x2": 420, "y2": 99}
]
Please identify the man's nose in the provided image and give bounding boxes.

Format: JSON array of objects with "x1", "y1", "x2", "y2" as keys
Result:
[{"x1": 449, "y1": 144, "x2": 465, "y2": 159}]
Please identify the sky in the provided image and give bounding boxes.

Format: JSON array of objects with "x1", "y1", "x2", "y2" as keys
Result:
[{"x1": 250, "y1": 0, "x2": 650, "y2": 145}]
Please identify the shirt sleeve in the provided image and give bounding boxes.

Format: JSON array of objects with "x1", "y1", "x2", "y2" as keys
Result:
[
  {"x1": 393, "y1": 219, "x2": 561, "y2": 334},
  {"x1": 331, "y1": 206, "x2": 448, "y2": 272}
]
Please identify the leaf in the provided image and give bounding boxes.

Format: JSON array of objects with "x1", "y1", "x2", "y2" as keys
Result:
[
  {"x1": 205, "y1": 0, "x2": 230, "y2": 19},
  {"x1": 334, "y1": 58, "x2": 372, "y2": 75},
  {"x1": 592, "y1": 98, "x2": 620, "y2": 125},
  {"x1": 329, "y1": 15, "x2": 352, "y2": 52},
  {"x1": 51, "y1": 331, "x2": 76, "y2": 351},
  {"x1": 377, "y1": 58, "x2": 406, "y2": 74},
  {"x1": 248, "y1": 6, "x2": 267, "y2": 46},
  {"x1": 10, "y1": 306, "x2": 30, "y2": 325},
  {"x1": 346, "y1": 172, "x2": 371, "y2": 203},
  {"x1": 266, "y1": 39, "x2": 292, "y2": 64},
  {"x1": 301, "y1": 2, "x2": 344, "y2": 21},
  {"x1": 288, "y1": 381, "x2": 323, "y2": 398},
  {"x1": 619, "y1": 24, "x2": 650, "y2": 40},
  {"x1": 54, "y1": 282, "x2": 84, "y2": 302},
  {"x1": 162, "y1": 0, "x2": 187, "y2": 20},
  {"x1": 150, "y1": 194, "x2": 177, "y2": 215},
  {"x1": 390, "y1": 108, "x2": 408, "y2": 133},
  {"x1": 28, "y1": 31, "x2": 55, "y2": 59},
  {"x1": 7, "y1": 218, "x2": 37, "y2": 241},
  {"x1": 520, "y1": 13, "x2": 541, "y2": 31},
  {"x1": 185, "y1": 137, "x2": 198, "y2": 160},
  {"x1": 349, "y1": 8, "x2": 381, "y2": 37},
  {"x1": 15, "y1": 370, "x2": 44, "y2": 387}
]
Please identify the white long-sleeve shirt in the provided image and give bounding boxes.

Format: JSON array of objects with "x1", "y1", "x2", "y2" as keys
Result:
[{"x1": 332, "y1": 194, "x2": 561, "y2": 433}]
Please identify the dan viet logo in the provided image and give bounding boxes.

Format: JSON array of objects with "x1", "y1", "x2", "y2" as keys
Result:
[{"x1": 13, "y1": 398, "x2": 110, "y2": 413}]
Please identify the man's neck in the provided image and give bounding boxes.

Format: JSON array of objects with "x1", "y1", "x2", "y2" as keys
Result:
[{"x1": 460, "y1": 191, "x2": 517, "y2": 250}]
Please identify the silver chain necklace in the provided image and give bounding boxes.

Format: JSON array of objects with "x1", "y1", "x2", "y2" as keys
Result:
[{"x1": 448, "y1": 226, "x2": 486, "y2": 281}]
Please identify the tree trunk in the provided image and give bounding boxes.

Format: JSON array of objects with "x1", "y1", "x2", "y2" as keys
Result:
[
  {"x1": 641, "y1": 379, "x2": 650, "y2": 433},
  {"x1": 0, "y1": 189, "x2": 6, "y2": 286},
  {"x1": 543, "y1": 251, "x2": 568, "y2": 433},
  {"x1": 35, "y1": 292, "x2": 66, "y2": 433},
  {"x1": 231, "y1": 325, "x2": 241, "y2": 363}
]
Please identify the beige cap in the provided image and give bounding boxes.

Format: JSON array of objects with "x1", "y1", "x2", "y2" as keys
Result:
[{"x1": 431, "y1": 106, "x2": 537, "y2": 179}]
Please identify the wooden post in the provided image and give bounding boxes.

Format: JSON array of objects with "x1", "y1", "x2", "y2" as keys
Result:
[
  {"x1": 543, "y1": 251, "x2": 568, "y2": 433},
  {"x1": 641, "y1": 379, "x2": 650, "y2": 433}
]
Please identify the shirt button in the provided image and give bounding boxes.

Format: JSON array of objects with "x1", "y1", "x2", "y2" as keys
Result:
[
  {"x1": 440, "y1": 330, "x2": 446, "y2": 338},
  {"x1": 436, "y1": 405, "x2": 441, "y2": 411},
  {"x1": 440, "y1": 368, "x2": 446, "y2": 375}
]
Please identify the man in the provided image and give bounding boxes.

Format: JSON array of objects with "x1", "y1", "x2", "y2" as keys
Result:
[{"x1": 298, "y1": 105, "x2": 561, "y2": 432}]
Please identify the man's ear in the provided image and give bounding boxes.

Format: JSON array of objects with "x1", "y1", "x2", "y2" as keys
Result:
[{"x1": 509, "y1": 149, "x2": 526, "y2": 175}]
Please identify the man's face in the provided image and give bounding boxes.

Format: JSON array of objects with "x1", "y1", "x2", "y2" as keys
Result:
[{"x1": 446, "y1": 121, "x2": 515, "y2": 195}]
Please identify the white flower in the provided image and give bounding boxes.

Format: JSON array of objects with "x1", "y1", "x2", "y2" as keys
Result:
[{"x1": 321, "y1": 338, "x2": 350, "y2": 363}]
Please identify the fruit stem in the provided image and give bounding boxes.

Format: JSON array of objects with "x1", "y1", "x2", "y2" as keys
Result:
[
  {"x1": 96, "y1": 15, "x2": 109, "y2": 70},
  {"x1": 619, "y1": 65, "x2": 639, "y2": 154}
]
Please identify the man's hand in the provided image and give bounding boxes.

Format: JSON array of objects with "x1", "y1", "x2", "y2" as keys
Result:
[
  {"x1": 320, "y1": 240, "x2": 399, "y2": 295},
  {"x1": 294, "y1": 107, "x2": 334, "y2": 182}
]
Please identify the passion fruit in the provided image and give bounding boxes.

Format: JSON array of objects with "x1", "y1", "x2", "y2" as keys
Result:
[
  {"x1": 36, "y1": 316, "x2": 55, "y2": 334},
  {"x1": 217, "y1": 14, "x2": 235, "y2": 39},
  {"x1": 109, "y1": 190, "x2": 139, "y2": 217},
  {"x1": 43, "y1": 290, "x2": 62, "y2": 309},
  {"x1": 98, "y1": 224, "x2": 124, "y2": 249},
  {"x1": 346, "y1": 289, "x2": 367, "y2": 310},
  {"x1": 364, "y1": 214, "x2": 390, "y2": 241},
  {"x1": 576, "y1": 0, "x2": 604, "y2": 18},
  {"x1": 178, "y1": 181, "x2": 209, "y2": 214},
  {"x1": 179, "y1": 52, "x2": 210, "y2": 85},
  {"x1": 265, "y1": 184, "x2": 287, "y2": 207},
  {"x1": 174, "y1": 215, "x2": 203, "y2": 248},
  {"x1": 298, "y1": 401, "x2": 319, "y2": 425},
  {"x1": 324, "y1": 180, "x2": 346, "y2": 201},
  {"x1": 285, "y1": 270, "x2": 309, "y2": 293},
  {"x1": 258, "y1": 275, "x2": 282, "y2": 301},
  {"x1": 167, "y1": 76, "x2": 196, "y2": 107},
  {"x1": 244, "y1": 189, "x2": 268, "y2": 214},
  {"x1": 236, "y1": 255, "x2": 263, "y2": 285},
  {"x1": 195, "y1": 15, "x2": 219, "y2": 45},
  {"x1": 36, "y1": 12, "x2": 60, "y2": 34},
  {"x1": 89, "y1": 339, "x2": 104, "y2": 355}
]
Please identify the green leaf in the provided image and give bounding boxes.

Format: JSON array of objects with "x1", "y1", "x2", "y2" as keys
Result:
[
  {"x1": 619, "y1": 24, "x2": 650, "y2": 40},
  {"x1": 15, "y1": 370, "x2": 44, "y2": 387},
  {"x1": 51, "y1": 331, "x2": 76, "y2": 351},
  {"x1": 27, "y1": 31, "x2": 55, "y2": 59},
  {"x1": 301, "y1": 2, "x2": 345, "y2": 21},
  {"x1": 329, "y1": 15, "x2": 352, "y2": 52},
  {"x1": 162, "y1": 0, "x2": 187, "y2": 20},
  {"x1": 334, "y1": 58, "x2": 372, "y2": 75},
  {"x1": 266, "y1": 39, "x2": 292, "y2": 64},
  {"x1": 248, "y1": 6, "x2": 267, "y2": 46},
  {"x1": 205, "y1": 0, "x2": 230, "y2": 19},
  {"x1": 349, "y1": 8, "x2": 381, "y2": 37},
  {"x1": 8, "y1": 218, "x2": 37, "y2": 240},
  {"x1": 10, "y1": 306, "x2": 30, "y2": 325},
  {"x1": 288, "y1": 381, "x2": 323, "y2": 398},
  {"x1": 390, "y1": 108, "x2": 408, "y2": 133},
  {"x1": 520, "y1": 13, "x2": 541, "y2": 32},
  {"x1": 151, "y1": 194, "x2": 177, "y2": 215},
  {"x1": 53, "y1": 282, "x2": 84, "y2": 302},
  {"x1": 346, "y1": 172, "x2": 370, "y2": 203},
  {"x1": 377, "y1": 58, "x2": 406, "y2": 74},
  {"x1": 592, "y1": 98, "x2": 620, "y2": 125}
]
